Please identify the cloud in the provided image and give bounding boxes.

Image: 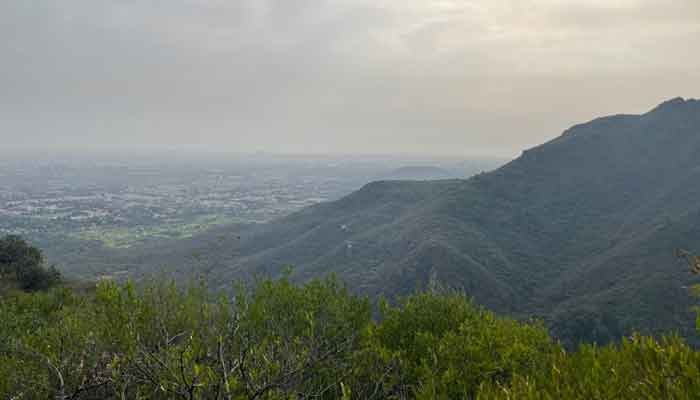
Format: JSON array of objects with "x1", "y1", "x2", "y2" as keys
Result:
[{"x1": 1, "y1": 0, "x2": 699, "y2": 156}]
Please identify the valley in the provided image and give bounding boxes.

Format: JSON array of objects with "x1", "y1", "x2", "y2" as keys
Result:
[{"x1": 0, "y1": 153, "x2": 502, "y2": 278}]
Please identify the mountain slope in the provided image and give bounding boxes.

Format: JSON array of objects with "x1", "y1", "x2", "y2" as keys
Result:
[{"x1": 146, "y1": 98, "x2": 700, "y2": 343}]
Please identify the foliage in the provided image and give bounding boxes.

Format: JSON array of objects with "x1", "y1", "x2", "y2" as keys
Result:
[
  {"x1": 0, "y1": 276, "x2": 371, "y2": 399},
  {"x1": 478, "y1": 335, "x2": 700, "y2": 399},
  {"x1": 2, "y1": 276, "x2": 700, "y2": 399},
  {"x1": 0, "y1": 235, "x2": 62, "y2": 291},
  {"x1": 371, "y1": 292, "x2": 555, "y2": 399}
]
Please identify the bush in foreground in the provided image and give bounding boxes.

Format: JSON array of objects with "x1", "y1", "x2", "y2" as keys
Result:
[{"x1": 1, "y1": 276, "x2": 700, "y2": 399}]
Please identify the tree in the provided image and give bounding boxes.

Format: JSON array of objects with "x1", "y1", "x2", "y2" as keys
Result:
[{"x1": 0, "y1": 235, "x2": 61, "y2": 291}]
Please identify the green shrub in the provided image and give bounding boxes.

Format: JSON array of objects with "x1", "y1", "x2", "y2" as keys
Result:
[
  {"x1": 2, "y1": 277, "x2": 700, "y2": 399},
  {"x1": 373, "y1": 292, "x2": 556, "y2": 399}
]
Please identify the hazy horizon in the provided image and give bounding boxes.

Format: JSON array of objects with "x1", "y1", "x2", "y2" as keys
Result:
[{"x1": 2, "y1": 1, "x2": 699, "y2": 157}]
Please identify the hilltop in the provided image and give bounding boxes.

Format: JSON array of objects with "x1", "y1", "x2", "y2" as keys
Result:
[{"x1": 379, "y1": 165, "x2": 456, "y2": 180}]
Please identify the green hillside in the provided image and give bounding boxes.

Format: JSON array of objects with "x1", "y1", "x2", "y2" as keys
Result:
[{"x1": 124, "y1": 98, "x2": 700, "y2": 345}]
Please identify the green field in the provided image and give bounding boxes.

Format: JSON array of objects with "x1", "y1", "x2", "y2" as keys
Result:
[{"x1": 70, "y1": 215, "x2": 243, "y2": 248}]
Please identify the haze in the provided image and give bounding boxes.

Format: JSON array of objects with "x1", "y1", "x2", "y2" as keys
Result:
[{"x1": 2, "y1": 0, "x2": 699, "y2": 157}]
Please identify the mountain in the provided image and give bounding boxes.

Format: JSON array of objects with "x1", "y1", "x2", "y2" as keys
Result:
[{"x1": 138, "y1": 98, "x2": 700, "y2": 345}]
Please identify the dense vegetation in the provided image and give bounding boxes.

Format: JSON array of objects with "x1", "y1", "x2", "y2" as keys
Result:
[
  {"x1": 0, "y1": 235, "x2": 62, "y2": 291},
  {"x1": 2, "y1": 275, "x2": 700, "y2": 399}
]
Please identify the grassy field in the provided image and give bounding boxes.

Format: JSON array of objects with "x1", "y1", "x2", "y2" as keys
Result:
[{"x1": 71, "y1": 215, "x2": 243, "y2": 248}]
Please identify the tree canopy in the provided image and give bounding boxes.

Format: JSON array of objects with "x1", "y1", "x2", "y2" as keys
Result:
[
  {"x1": 2, "y1": 275, "x2": 700, "y2": 399},
  {"x1": 0, "y1": 235, "x2": 61, "y2": 291}
]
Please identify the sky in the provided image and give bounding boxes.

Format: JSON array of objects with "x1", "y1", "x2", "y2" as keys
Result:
[{"x1": 1, "y1": 0, "x2": 699, "y2": 157}]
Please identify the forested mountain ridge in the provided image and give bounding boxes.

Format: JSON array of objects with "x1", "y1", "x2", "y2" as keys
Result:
[{"x1": 136, "y1": 98, "x2": 700, "y2": 344}]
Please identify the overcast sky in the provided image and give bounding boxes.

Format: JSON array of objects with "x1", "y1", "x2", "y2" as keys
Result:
[{"x1": 1, "y1": 0, "x2": 699, "y2": 157}]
